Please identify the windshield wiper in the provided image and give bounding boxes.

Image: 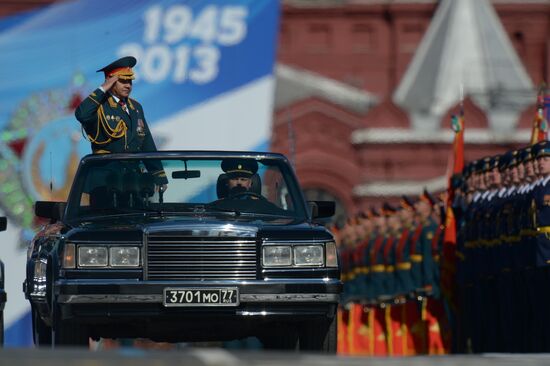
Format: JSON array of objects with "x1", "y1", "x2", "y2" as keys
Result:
[
  {"x1": 202, "y1": 206, "x2": 241, "y2": 216},
  {"x1": 72, "y1": 207, "x2": 165, "y2": 221},
  {"x1": 113, "y1": 206, "x2": 165, "y2": 215}
]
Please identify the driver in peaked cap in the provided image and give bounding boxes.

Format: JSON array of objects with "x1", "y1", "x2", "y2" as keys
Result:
[
  {"x1": 75, "y1": 56, "x2": 167, "y2": 190},
  {"x1": 220, "y1": 158, "x2": 259, "y2": 198}
]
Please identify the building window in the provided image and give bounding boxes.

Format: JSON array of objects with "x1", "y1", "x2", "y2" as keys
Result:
[
  {"x1": 278, "y1": 24, "x2": 291, "y2": 54},
  {"x1": 307, "y1": 23, "x2": 331, "y2": 53},
  {"x1": 400, "y1": 23, "x2": 425, "y2": 53},
  {"x1": 351, "y1": 24, "x2": 376, "y2": 53},
  {"x1": 511, "y1": 30, "x2": 526, "y2": 59}
]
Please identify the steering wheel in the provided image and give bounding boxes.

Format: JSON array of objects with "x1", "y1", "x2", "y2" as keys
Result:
[{"x1": 231, "y1": 191, "x2": 266, "y2": 200}]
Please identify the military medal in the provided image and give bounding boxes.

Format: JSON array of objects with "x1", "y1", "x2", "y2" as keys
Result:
[{"x1": 137, "y1": 118, "x2": 146, "y2": 137}]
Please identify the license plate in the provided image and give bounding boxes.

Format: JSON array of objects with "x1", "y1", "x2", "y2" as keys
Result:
[{"x1": 163, "y1": 287, "x2": 239, "y2": 307}]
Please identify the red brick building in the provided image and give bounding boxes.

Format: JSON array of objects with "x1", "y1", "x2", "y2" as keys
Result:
[
  {"x1": 272, "y1": 0, "x2": 550, "y2": 223},
  {"x1": 2, "y1": 0, "x2": 549, "y2": 224}
]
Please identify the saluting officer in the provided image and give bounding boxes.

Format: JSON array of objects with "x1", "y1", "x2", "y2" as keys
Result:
[{"x1": 75, "y1": 56, "x2": 167, "y2": 187}]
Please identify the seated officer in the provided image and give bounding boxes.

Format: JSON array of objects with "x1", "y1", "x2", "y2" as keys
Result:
[{"x1": 218, "y1": 159, "x2": 260, "y2": 199}]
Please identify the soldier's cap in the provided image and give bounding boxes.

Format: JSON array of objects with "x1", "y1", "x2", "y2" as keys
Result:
[
  {"x1": 462, "y1": 161, "x2": 473, "y2": 177},
  {"x1": 474, "y1": 159, "x2": 485, "y2": 173},
  {"x1": 532, "y1": 140, "x2": 544, "y2": 157},
  {"x1": 482, "y1": 156, "x2": 492, "y2": 172},
  {"x1": 498, "y1": 152, "x2": 510, "y2": 171},
  {"x1": 419, "y1": 188, "x2": 436, "y2": 206},
  {"x1": 468, "y1": 160, "x2": 478, "y2": 175},
  {"x1": 490, "y1": 155, "x2": 500, "y2": 170},
  {"x1": 518, "y1": 147, "x2": 530, "y2": 162},
  {"x1": 382, "y1": 202, "x2": 397, "y2": 216},
  {"x1": 451, "y1": 173, "x2": 463, "y2": 189},
  {"x1": 536, "y1": 141, "x2": 550, "y2": 158},
  {"x1": 400, "y1": 195, "x2": 415, "y2": 211},
  {"x1": 97, "y1": 56, "x2": 137, "y2": 80},
  {"x1": 221, "y1": 158, "x2": 258, "y2": 178},
  {"x1": 508, "y1": 150, "x2": 519, "y2": 168}
]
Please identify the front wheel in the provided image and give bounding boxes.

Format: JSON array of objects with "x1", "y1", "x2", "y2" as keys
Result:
[
  {"x1": 32, "y1": 309, "x2": 51, "y2": 346},
  {"x1": 52, "y1": 319, "x2": 89, "y2": 347},
  {"x1": 259, "y1": 323, "x2": 299, "y2": 351},
  {"x1": 0, "y1": 311, "x2": 4, "y2": 347},
  {"x1": 298, "y1": 316, "x2": 337, "y2": 353}
]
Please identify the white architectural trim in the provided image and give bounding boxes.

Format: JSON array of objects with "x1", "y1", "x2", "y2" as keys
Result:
[
  {"x1": 354, "y1": 176, "x2": 448, "y2": 197},
  {"x1": 351, "y1": 128, "x2": 531, "y2": 144}
]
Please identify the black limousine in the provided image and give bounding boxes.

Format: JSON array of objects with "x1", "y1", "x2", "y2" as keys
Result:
[{"x1": 24, "y1": 151, "x2": 341, "y2": 351}]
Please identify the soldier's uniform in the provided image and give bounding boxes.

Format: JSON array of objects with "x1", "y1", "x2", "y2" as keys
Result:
[
  {"x1": 395, "y1": 196, "x2": 416, "y2": 297},
  {"x1": 75, "y1": 56, "x2": 167, "y2": 184}
]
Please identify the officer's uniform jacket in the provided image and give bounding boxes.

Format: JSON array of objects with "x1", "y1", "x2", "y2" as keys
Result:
[{"x1": 75, "y1": 88, "x2": 167, "y2": 184}]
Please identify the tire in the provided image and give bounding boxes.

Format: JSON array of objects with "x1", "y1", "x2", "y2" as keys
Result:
[
  {"x1": 0, "y1": 311, "x2": 4, "y2": 347},
  {"x1": 298, "y1": 315, "x2": 337, "y2": 353},
  {"x1": 32, "y1": 309, "x2": 51, "y2": 347},
  {"x1": 259, "y1": 324, "x2": 299, "y2": 351},
  {"x1": 53, "y1": 319, "x2": 89, "y2": 347}
]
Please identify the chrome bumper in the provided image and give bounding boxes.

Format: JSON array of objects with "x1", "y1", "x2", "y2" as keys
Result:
[
  {"x1": 57, "y1": 293, "x2": 339, "y2": 304},
  {"x1": 54, "y1": 278, "x2": 342, "y2": 304}
]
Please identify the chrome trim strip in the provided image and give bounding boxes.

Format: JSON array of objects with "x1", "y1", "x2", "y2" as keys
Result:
[
  {"x1": 59, "y1": 294, "x2": 162, "y2": 303},
  {"x1": 143, "y1": 230, "x2": 148, "y2": 280},
  {"x1": 68, "y1": 240, "x2": 142, "y2": 244},
  {"x1": 144, "y1": 224, "x2": 258, "y2": 237},
  {"x1": 263, "y1": 240, "x2": 334, "y2": 245},
  {"x1": 240, "y1": 294, "x2": 339, "y2": 302},
  {"x1": 57, "y1": 293, "x2": 339, "y2": 304}
]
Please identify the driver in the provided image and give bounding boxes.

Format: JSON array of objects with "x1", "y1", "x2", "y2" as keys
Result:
[{"x1": 221, "y1": 158, "x2": 259, "y2": 198}]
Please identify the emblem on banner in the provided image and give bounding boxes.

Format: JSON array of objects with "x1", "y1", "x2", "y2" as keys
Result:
[{"x1": 0, "y1": 77, "x2": 88, "y2": 248}]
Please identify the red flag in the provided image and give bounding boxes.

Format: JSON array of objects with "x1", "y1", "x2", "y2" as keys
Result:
[
  {"x1": 337, "y1": 306, "x2": 350, "y2": 355},
  {"x1": 387, "y1": 303, "x2": 409, "y2": 356},
  {"x1": 530, "y1": 84, "x2": 548, "y2": 145},
  {"x1": 426, "y1": 298, "x2": 451, "y2": 354},
  {"x1": 373, "y1": 306, "x2": 388, "y2": 356},
  {"x1": 348, "y1": 304, "x2": 374, "y2": 355},
  {"x1": 441, "y1": 111, "x2": 464, "y2": 308},
  {"x1": 404, "y1": 299, "x2": 425, "y2": 355}
]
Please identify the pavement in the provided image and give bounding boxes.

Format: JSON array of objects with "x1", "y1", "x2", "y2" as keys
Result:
[{"x1": 1, "y1": 348, "x2": 550, "y2": 366}]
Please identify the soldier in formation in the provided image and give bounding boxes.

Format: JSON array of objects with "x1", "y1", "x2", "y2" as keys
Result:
[
  {"x1": 335, "y1": 140, "x2": 550, "y2": 355},
  {"x1": 335, "y1": 190, "x2": 449, "y2": 356}
]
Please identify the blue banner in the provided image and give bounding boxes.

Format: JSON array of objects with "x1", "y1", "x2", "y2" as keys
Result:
[{"x1": 0, "y1": 0, "x2": 279, "y2": 346}]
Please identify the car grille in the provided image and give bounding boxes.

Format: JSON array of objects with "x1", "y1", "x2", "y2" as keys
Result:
[{"x1": 146, "y1": 234, "x2": 258, "y2": 280}]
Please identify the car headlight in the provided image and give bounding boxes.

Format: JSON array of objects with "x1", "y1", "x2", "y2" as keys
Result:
[
  {"x1": 78, "y1": 246, "x2": 108, "y2": 267},
  {"x1": 110, "y1": 247, "x2": 140, "y2": 267},
  {"x1": 263, "y1": 245, "x2": 292, "y2": 267},
  {"x1": 294, "y1": 245, "x2": 324, "y2": 266}
]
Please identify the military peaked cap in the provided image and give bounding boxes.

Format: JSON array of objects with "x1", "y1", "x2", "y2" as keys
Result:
[
  {"x1": 221, "y1": 158, "x2": 259, "y2": 178},
  {"x1": 97, "y1": 56, "x2": 137, "y2": 80}
]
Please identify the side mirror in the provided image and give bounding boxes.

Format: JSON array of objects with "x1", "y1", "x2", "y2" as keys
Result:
[
  {"x1": 0, "y1": 217, "x2": 6, "y2": 232},
  {"x1": 35, "y1": 201, "x2": 66, "y2": 221},
  {"x1": 308, "y1": 201, "x2": 335, "y2": 219}
]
